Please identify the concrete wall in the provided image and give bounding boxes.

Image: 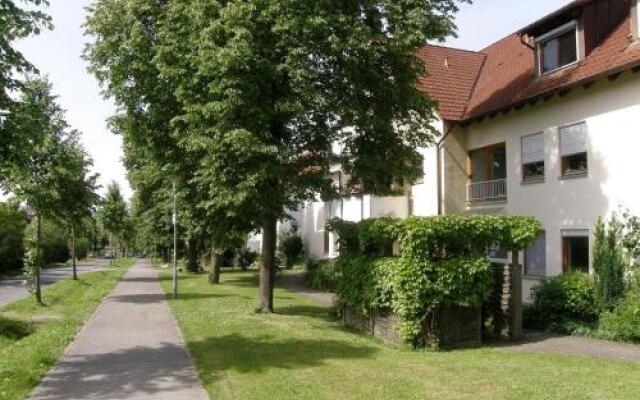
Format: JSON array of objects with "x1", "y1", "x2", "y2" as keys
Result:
[{"x1": 442, "y1": 71, "x2": 640, "y2": 300}]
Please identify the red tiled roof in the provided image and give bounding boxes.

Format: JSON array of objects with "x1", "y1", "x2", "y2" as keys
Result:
[
  {"x1": 417, "y1": 45, "x2": 485, "y2": 120},
  {"x1": 418, "y1": 4, "x2": 640, "y2": 122}
]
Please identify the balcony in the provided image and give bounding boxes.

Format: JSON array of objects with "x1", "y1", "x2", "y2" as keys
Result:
[{"x1": 467, "y1": 179, "x2": 507, "y2": 203}]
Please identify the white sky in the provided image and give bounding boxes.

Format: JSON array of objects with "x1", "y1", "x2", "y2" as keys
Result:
[{"x1": 13, "y1": 0, "x2": 574, "y2": 202}]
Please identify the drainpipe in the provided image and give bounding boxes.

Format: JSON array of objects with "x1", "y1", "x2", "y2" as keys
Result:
[{"x1": 436, "y1": 123, "x2": 455, "y2": 215}]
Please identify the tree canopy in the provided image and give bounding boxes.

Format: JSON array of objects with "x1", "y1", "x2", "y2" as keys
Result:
[{"x1": 85, "y1": 0, "x2": 466, "y2": 311}]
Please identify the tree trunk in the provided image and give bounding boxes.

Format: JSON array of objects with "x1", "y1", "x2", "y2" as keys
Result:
[
  {"x1": 35, "y1": 214, "x2": 43, "y2": 305},
  {"x1": 258, "y1": 216, "x2": 277, "y2": 313},
  {"x1": 209, "y1": 234, "x2": 223, "y2": 284},
  {"x1": 187, "y1": 238, "x2": 199, "y2": 272},
  {"x1": 71, "y1": 224, "x2": 77, "y2": 280}
]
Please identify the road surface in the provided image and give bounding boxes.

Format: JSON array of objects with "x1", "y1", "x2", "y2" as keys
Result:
[{"x1": 0, "y1": 260, "x2": 109, "y2": 307}]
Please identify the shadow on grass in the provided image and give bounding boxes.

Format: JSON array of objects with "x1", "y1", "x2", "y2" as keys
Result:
[
  {"x1": 0, "y1": 316, "x2": 33, "y2": 340},
  {"x1": 275, "y1": 304, "x2": 335, "y2": 320},
  {"x1": 190, "y1": 333, "x2": 378, "y2": 376},
  {"x1": 109, "y1": 292, "x2": 231, "y2": 304}
]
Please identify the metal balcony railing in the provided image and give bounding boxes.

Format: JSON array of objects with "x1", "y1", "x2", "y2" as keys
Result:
[{"x1": 467, "y1": 179, "x2": 507, "y2": 203}]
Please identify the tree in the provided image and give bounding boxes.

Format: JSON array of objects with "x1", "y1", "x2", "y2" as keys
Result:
[
  {"x1": 0, "y1": 201, "x2": 27, "y2": 274},
  {"x1": 56, "y1": 137, "x2": 100, "y2": 279},
  {"x1": 594, "y1": 216, "x2": 627, "y2": 311},
  {"x1": 0, "y1": 0, "x2": 51, "y2": 166},
  {"x1": 85, "y1": 0, "x2": 465, "y2": 312},
  {"x1": 97, "y1": 182, "x2": 128, "y2": 260},
  {"x1": 3, "y1": 77, "x2": 75, "y2": 303}
]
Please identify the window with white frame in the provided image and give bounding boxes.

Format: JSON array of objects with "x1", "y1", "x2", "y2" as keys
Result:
[
  {"x1": 560, "y1": 122, "x2": 588, "y2": 177},
  {"x1": 521, "y1": 132, "x2": 545, "y2": 182},
  {"x1": 536, "y1": 21, "x2": 579, "y2": 75},
  {"x1": 525, "y1": 232, "x2": 546, "y2": 277}
]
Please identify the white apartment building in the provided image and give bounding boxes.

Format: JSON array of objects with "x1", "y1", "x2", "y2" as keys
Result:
[{"x1": 292, "y1": 0, "x2": 640, "y2": 299}]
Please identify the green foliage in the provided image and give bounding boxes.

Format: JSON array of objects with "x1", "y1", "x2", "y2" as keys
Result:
[
  {"x1": 0, "y1": 203, "x2": 26, "y2": 274},
  {"x1": 0, "y1": 0, "x2": 52, "y2": 164},
  {"x1": 593, "y1": 216, "x2": 627, "y2": 311},
  {"x1": 24, "y1": 219, "x2": 70, "y2": 265},
  {"x1": 84, "y1": 0, "x2": 467, "y2": 308},
  {"x1": 622, "y1": 209, "x2": 640, "y2": 268},
  {"x1": 279, "y1": 234, "x2": 304, "y2": 267},
  {"x1": 329, "y1": 215, "x2": 540, "y2": 347},
  {"x1": 304, "y1": 259, "x2": 338, "y2": 292},
  {"x1": 596, "y1": 289, "x2": 640, "y2": 343},
  {"x1": 328, "y1": 217, "x2": 401, "y2": 256},
  {"x1": 528, "y1": 272, "x2": 597, "y2": 332},
  {"x1": 236, "y1": 247, "x2": 258, "y2": 271}
]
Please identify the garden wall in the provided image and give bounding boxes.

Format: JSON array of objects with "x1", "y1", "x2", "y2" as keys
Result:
[{"x1": 344, "y1": 306, "x2": 481, "y2": 349}]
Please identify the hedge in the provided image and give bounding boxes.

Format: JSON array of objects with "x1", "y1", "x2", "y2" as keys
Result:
[{"x1": 329, "y1": 215, "x2": 541, "y2": 348}]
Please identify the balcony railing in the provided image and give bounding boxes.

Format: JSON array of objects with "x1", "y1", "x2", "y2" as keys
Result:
[{"x1": 467, "y1": 179, "x2": 507, "y2": 203}]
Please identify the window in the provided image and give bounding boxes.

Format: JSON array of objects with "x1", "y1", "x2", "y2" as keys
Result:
[
  {"x1": 636, "y1": 0, "x2": 640, "y2": 38},
  {"x1": 521, "y1": 133, "x2": 545, "y2": 182},
  {"x1": 560, "y1": 122, "x2": 588, "y2": 177},
  {"x1": 525, "y1": 232, "x2": 546, "y2": 277},
  {"x1": 562, "y1": 230, "x2": 589, "y2": 273},
  {"x1": 469, "y1": 144, "x2": 506, "y2": 183},
  {"x1": 468, "y1": 143, "x2": 507, "y2": 202},
  {"x1": 323, "y1": 230, "x2": 330, "y2": 255},
  {"x1": 536, "y1": 22, "x2": 578, "y2": 74},
  {"x1": 488, "y1": 244, "x2": 509, "y2": 261}
]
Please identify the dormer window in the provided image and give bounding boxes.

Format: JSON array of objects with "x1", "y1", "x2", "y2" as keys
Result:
[{"x1": 536, "y1": 21, "x2": 579, "y2": 75}]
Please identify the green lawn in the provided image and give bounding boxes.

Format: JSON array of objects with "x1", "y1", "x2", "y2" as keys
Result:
[
  {"x1": 158, "y1": 270, "x2": 640, "y2": 400},
  {"x1": 0, "y1": 258, "x2": 134, "y2": 400}
]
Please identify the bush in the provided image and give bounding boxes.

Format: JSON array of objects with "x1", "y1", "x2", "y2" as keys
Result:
[
  {"x1": 0, "y1": 204, "x2": 27, "y2": 274},
  {"x1": 279, "y1": 234, "x2": 304, "y2": 267},
  {"x1": 596, "y1": 290, "x2": 640, "y2": 342},
  {"x1": 304, "y1": 259, "x2": 337, "y2": 291},
  {"x1": 236, "y1": 247, "x2": 258, "y2": 270},
  {"x1": 330, "y1": 215, "x2": 542, "y2": 348},
  {"x1": 593, "y1": 216, "x2": 627, "y2": 311},
  {"x1": 528, "y1": 272, "x2": 597, "y2": 332}
]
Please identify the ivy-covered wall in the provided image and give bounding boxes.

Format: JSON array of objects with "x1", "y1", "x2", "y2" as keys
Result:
[{"x1": 328, "y1": 215, "x2": 541, "y2": 348}]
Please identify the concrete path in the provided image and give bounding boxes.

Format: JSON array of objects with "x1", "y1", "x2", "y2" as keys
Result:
[
  {"x1": 29, "y1": 260, "x2": 209, "y2": 400},
  {"x1": 497, "y1": 331, "x2": 640, "y2": 363},
  {"x1": 0, "y1": 260, "x2": 108, "y2": 307},
  {"x1": 277, "y1": 270, "x2": 335, "y2": 307}
]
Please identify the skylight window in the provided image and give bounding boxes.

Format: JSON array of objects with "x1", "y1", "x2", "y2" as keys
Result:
[{"x1": 536, "y1": 21, "x2": 579, "y2": 75}]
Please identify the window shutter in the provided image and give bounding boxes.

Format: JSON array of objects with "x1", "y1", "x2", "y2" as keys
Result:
[
  {"x1": 560, "y1": 122, "x2": 587, "y2": 156},
  {"x1": 521, "y1": 133, "x2": 544, "y2": 164}
]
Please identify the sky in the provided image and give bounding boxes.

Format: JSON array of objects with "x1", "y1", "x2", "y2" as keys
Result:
[{"x1": 13, "y1": 0, "x2": 574, "y2": 202}]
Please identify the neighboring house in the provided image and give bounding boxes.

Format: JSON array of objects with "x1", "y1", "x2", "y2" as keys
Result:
[{"x1": 294, "y1": 0, "x2": 640, "y2": 300}]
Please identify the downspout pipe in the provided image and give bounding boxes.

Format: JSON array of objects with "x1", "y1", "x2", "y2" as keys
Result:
[{"x1": 436, "y1": 123, "x2": 455, "y2": 216}]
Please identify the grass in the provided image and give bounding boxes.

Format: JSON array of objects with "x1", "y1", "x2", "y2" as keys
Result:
[
  {"x1": 157, "y1": 269, "x2": 640, "y2": 400},
  {"x1": 0, "y1": 258, "x2": 135, "y2": 400}
]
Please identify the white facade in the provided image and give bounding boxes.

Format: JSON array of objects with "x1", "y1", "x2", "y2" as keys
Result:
[
  {"x1": 296, "y1": 135, "x2": 442, "y2": 259},
  {"x1": 442, "y1": 71, "x2": 640, "y2": 300}
]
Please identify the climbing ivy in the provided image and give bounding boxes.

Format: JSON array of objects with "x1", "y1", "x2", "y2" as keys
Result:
[{"x1": 331, "y1": 215, "x2": 542, "y2": 348}]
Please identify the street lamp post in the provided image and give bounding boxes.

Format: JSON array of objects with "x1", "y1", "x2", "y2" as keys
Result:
[{"x1": 172, "y1": 178, "x2": 178, "y2": 299}]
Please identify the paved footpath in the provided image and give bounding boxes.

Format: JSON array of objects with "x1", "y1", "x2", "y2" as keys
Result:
[
  {"x1": 29, "y1": 260, "x2": 209, "y2": 400},
  {"x1": 0, "y1": 260, "x2": 108, "y2": 307}
]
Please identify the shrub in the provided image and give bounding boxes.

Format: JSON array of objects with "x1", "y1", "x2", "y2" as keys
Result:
[
  {"x1": 279, "y1": 234, "x2": 304, "y2": 267},
  {"x1": 622, "y1": 210, "x2": 640, "y2": 267},
  {"x1": 0, "y1": 204, "x2": 27, "y2": 274},
  {"x1": 304, "y1": 259, "x2": 337, "y2": 291},
  {"x1": 596, "y1": 290, "x2": 640, "y2": 343},
  {"x1": 236, "y1": 247, "x2": 258, "y2": 270},
  {"x1": 593, "y1": 216, "x2": 627, "y2": 311},
  {"x1": 529, "y1": 272, "x2": 597, "y2": 331}
]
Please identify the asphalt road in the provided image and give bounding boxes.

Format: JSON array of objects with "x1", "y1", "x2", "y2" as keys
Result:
[{"x1": 0, "y1": 260, "x2": 109, "y2": 307}]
